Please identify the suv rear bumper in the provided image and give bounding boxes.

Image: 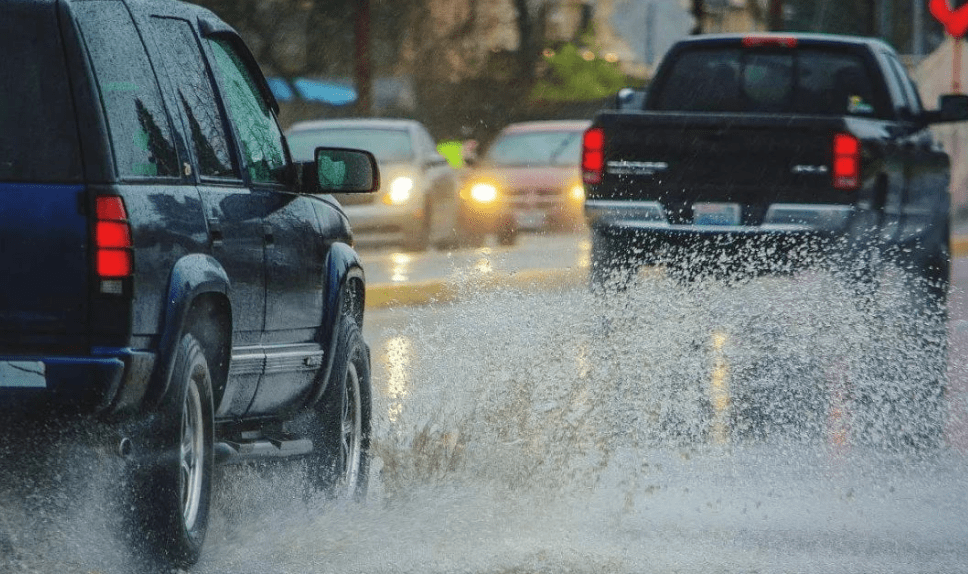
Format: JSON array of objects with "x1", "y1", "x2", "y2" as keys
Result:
[{"x1": 0, "y1": 349, "x2": 155, "y2": 416}]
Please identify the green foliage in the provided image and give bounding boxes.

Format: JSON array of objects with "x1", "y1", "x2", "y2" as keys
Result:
[{"x1": 531, "y1": 42, "x2": 628, "y2": 103}]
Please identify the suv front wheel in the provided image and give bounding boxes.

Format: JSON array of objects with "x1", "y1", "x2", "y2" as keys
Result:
[{"x1": 304, "y1": 315, "x2": 371, "y2": 499}]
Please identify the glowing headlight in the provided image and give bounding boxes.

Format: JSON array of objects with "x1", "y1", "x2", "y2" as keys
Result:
[
  {"x1": 569, "y1": 183, "x2": 585, "y2": 202},
  {"x1": 469, "y1": 183, "x2": 498, "y2": 204},
  {"x1": 384, "y1": 177, "x2": 414, "y2": 205}
]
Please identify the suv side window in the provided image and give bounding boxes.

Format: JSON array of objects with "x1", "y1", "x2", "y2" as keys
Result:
[
  {"x1": 74, "y1": 2, "x2": 178, "y2": 179},
  {"x1": 149, "y1": 17, "x2": 239, "y2": 180},
  {"x1": 207, "y1": 38, "x2": 288, "y2": 186}
]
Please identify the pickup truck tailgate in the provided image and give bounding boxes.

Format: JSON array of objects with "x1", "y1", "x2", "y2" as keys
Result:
[{"x1": 595, "y1": 112, "x2": 858, "y2": 223}]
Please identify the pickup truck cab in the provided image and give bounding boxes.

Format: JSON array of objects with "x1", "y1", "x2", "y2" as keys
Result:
[
  {"x1": 0, "y1": 0, "x2": 378, "y2": 567},
  {"x1": 584, "y1": 33, "x2": 968, "y2": 298}
]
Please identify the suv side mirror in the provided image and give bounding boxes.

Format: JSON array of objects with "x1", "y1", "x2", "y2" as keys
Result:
[
  {"x1": 926, "y1": 94, "x2": 968, "y2": 124},
  {"x1": 300, "y1": 147, "x2": 380, "y2": 194}
]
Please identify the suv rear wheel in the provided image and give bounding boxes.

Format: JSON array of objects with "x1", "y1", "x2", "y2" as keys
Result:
[{"x1": 126, "y1": 332, "x2": 214, "y2": 568}]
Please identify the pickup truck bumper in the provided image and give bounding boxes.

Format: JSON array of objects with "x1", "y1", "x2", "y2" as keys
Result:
[
  {"x1": 0, "y1": 349, "x2": 155, "y2": 416},
  {"x1": 585, "y1": 200, "x2": 855, "y2": 236}
]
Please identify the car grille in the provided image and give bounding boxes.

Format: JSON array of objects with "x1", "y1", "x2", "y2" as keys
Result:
[{"x1": 506, "y1": 187, "x2": 563, "y2": 208}]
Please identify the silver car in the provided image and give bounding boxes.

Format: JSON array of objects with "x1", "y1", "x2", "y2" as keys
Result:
[{"x1": 287, "y1": 118, "x2": 464, "y2": 251}]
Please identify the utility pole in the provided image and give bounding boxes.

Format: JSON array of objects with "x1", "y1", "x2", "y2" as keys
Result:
[
  {"x1": 646, "y1": 1, "x2": 656, "y2": 67},
  {"x1": 691, "y1": 0, "x2": 704, "y2": 34},
  {"x1": 878, "y1": 0, "x2": 891, "y2": 40},
  {"x1": 768, "y1": 0, "x2": 783, "y2": 30},
  {"x1": 354, "y1": 0, "x2": 372, "y2": 115},
  {"x1": 912, "y1": 0, "x2": 924, "y2": 56}
]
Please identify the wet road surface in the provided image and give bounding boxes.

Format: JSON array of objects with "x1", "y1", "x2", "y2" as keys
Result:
[{"x1": 2, "y1": 234, "x2": 967, "y2": 573}]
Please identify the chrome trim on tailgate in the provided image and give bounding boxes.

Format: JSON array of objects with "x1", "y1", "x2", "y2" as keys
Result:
[{"x1": 585, "y1": 200, "x2": 854, "y2": 234}]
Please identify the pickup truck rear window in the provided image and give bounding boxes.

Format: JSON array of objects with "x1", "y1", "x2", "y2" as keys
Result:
[
  {"x1": 653, "y1": 47, "x2": 885, "y2": 118},
  {"x1": 0, "y1": 4, "x2": 82, "y2": 183}
]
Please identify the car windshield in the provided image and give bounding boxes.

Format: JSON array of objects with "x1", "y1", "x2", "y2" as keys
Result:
[
  {"x1": 485, "y1": 130, "x2": 584, "y2": 167},
  {"x1": 287, "y1": 127, "x2": 414, "y2": 163}
]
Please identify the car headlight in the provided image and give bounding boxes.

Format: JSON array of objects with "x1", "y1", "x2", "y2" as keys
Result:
[
  {"x1": 469, "y1": 182, "x2": 498, "y2": 204},
  {"x1": 569, "y1": 183, "x2": 585, "y2": 202},
  {"x1": 384, "y1": 176, "x2": 414, "y2": 205}
]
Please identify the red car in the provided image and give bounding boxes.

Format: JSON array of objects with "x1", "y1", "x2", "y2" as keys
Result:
[{"x1": 463, "y1": 120, "x2": 590, "y2": 233}]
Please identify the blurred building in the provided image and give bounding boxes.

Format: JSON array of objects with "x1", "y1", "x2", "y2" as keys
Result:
[
  {"x1": 914, "y1": 38, "x2": 968, "y2": 217},
  {"x1": 605, "y1": 0, "x2": 703, "y2": 78},
  {"x1": 698, "y1": 0, "x2": 767, "y2": 34}
]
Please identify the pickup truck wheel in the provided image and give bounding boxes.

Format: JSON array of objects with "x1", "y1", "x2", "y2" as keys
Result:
[
  {"x1": 127, "y1": 332, "x2": 214, "y2": 567},
  {"x1": 851, "y1": 257, "x2": 949, "y2": 451},
  {"x1": 590, "y1": 231, "x2": 634, "y2": 290},
  {"x1": 305, "y1": 316, "x2": 371, "y2": 499},
  {"x1": 496, "y1": 215, "x2": 518, "y2": 246},
  {"x1": 919, "y1": 245, "x2": 950, "y2": 317}
]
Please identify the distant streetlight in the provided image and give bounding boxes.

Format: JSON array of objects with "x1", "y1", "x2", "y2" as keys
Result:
[{"x1": 354, "y1": 0, "x2": 372, "y2": 115}]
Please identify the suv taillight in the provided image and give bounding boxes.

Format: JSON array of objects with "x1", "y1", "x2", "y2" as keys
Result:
[
  {"x1": 582, "y1": 127, "x2": 605, "y2": 185},
  {"x1": 832, "y1": 133, "x2": 860, "y2": 190},
  {"x1": 95, "y1": 196, "x2": 132, "y2": 292}
]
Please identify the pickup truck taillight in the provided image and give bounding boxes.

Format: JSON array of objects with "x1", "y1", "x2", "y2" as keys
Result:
[
  {"x1": 582, "y1": 127, "x2": 605, "y2": 185},
  {"x1": 832, "y1": 133, "x2": 860, "y2": 190},
  {"x1": 95, "y1": 196, "x2": 133, "y2": 293}
]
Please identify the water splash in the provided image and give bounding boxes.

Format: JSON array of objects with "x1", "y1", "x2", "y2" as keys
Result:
[{"x1": 2, "y1": 261, "x2": 966, "y2": 573}]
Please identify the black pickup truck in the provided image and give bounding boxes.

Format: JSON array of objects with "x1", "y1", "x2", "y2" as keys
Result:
[{"x1": 583, "y1": 33, "x2": 968, "y2": 300}]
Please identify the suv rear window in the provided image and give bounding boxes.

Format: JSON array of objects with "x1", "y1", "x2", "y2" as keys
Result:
[
  {"x1": 75, "y1": 1, "x2": 179, "y2": 179},
  {"x1": 652, "y1": 47, "x2": 885, "y2": 118},
  {"x1": 0, "y1": 3, "x2": 82, "y2": 183}
]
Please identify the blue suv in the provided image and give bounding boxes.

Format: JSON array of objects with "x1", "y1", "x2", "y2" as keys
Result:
[{"x1": 0, "y1": 0, "x2": 378, "y2": 567}]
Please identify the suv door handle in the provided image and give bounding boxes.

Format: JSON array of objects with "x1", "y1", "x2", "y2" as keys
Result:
[
  {"x1": 207, "y1": 218, "x2": 223, "y2": 245},
  {"x1": 263, "y1": 224, "x2": 274, "y2": 246}
]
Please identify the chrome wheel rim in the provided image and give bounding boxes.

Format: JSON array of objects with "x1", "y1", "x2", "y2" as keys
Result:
[
  {"x1": 180, "y1": 374, "x2": 205, "y2": 529},
  {"x1": 339, "y1": 361, "x2": 363, "y2": 493}
]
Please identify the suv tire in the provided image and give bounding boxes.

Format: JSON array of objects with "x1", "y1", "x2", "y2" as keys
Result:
[
  {"x1": 127, "y1": 332, "x2": 214, "y2": 568},
  {"x1": 305, "y1": 316, "x2": 371, "y2": 499}
]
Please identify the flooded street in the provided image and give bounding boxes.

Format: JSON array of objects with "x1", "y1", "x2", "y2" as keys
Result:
[{"x1": 3, "y1": 261, "x2": 968, "y2": 573}]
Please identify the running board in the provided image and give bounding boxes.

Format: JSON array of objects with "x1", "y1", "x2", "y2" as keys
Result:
[{"x1": 214, "y1": 431, "x2": 313, "y2": 465}]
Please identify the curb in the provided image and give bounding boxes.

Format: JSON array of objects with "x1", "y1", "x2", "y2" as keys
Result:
[
  {"x1": 366, "y1": 235, "x2": 968, "y2": 311},
  {"x1": 954, "y1": 236, "x2": 968, "y2": 258}
]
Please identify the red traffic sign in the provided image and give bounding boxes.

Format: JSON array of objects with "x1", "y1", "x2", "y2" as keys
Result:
[{"x1": 930, "y1": 0, "x2": 968, "y2": 38}]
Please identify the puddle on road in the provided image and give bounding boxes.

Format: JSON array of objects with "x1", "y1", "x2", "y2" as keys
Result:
[{"x1": 2, "y1": 266, "x2": 967, "y2": 573}]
